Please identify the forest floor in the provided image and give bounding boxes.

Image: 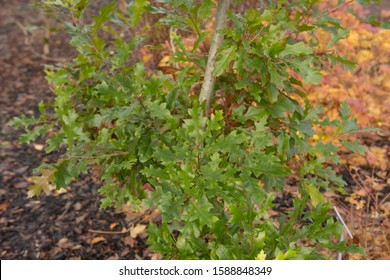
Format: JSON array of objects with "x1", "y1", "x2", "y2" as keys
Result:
[{"x1": 0, "y1": 0, "x2": 389, "y2": 259}]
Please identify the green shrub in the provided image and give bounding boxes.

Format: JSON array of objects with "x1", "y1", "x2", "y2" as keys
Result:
[{"x1": 10, "y1": 0, "x2": 378, "y2": 259}]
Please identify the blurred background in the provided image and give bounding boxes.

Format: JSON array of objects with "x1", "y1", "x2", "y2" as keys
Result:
[{"x1": 0, "y1": 0, "x2": 389, "y2": 259}]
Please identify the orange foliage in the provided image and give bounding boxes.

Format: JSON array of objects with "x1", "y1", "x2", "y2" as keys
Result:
[{"x1": 308, "y1": 1, "x2": 390, "y2": 128}]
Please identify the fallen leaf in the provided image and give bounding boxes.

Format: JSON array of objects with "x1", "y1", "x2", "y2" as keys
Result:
[
  {"x1": 71, "y1": 244, "x2": 82, "y2": 250},
  {"x1": 106, "y1": 254, "x2": 120, "y2": 260},
  {"x1": 91, "y1": 236, "x2": 106, "y2": 245},
  {"x1": 0, "y1": 202, "x2": 10, "y2": 211},
  {"x1": 130, "y1": 224, "x2": 147, "y2": 239},
  {"x1": 380, "y1": 202, "x2": 390, "y2": 216},
  {"x1": 139, "y1": 46, "x2": 153, "y2": 64},
  {"x1": 124, "y1": 236, "x2": 136, "y2": 247},
  {"x1": 349, "y1": 154, "x2": 367, "y2": 167},
  {"x1": 73, "y1": 202, "x2": 82, "y2": 211},
  {"x1": 57, "y1": 238, "x2": 74, "y2": 249},
  {"x1": 355, "y1": 188, "x2": 368, "y2": 197},
  {"x1": 33, "y1": 143, "x2": 44, "y2": 151},
  {"x1": 142, "y1": 247, "x2": 152, "y2": 259},
  {"x1": 376, "y1": 171, "x2": 388, "y2": 179},
  {"x1": 356, "y1": 49, "x2": 373, "y2": 64},
  {"x1": 151, "y1": 253, "x2": 163, "y2": 260},
  {"x1": 15, "y1": 166, "x2": 29, "y2": 175},
  {"x1": 158, "y1": 55, "x2": 172, "y2": 68},
  {"x1": 367, "y1": 147, "x2": 388, "y2": 171},
  {"x1": 372, "y1": 181, "x2": 385, "y2": 191},
  {"x1": 370, "y1": 211, "x2": 380, "y2": 219},
  {"x1": 75, "y1": 213, "x2": 88, "y2": 223},
  {"x1": 141, "y1": 208, "x2": 161, "y2": 223},
  {"x1": 356, "y1": 200, "x2": 365, "y2": 210},
  {"x1": 120, "y1": 249, "x2": 131, "y2": 257},
  {"x1": 109, "y1": 223, "x2": 119, "y2": 230},
  {"x1": 57, "y1": 237, "x2": 69, "y2": 246}
]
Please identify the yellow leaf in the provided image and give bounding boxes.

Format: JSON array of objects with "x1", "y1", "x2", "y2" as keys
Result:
[
  {"x1": 255, "y1": 250, "x2": 267, "y2": 260},
  {"x1": 158, "y1": 55, "x2": 172, "y2": 68},
  {"x1": 295, "y1": 130, "x2": 303, "y2": 139},
  {"x1": 139, "y1": 46, "x2": 153, "y2": 64},
  {"x1": 40, "y1": 168, "x2": 56, "y2": 179},
  {"x1": 356, "y1": 200, "x2": 365, "y2": 210},
  {"x1": 304, "y1": 183, "x2": 325, "y2": 207},
  {"x1": 109, "y1": 223, "x2": 119, "y2": 230},
  {"x1": 27, "y1": 168, "x2": 56, "y2": 197},
  {"x1": 356, "y1": 50, "x2": 373, "y2": 64}
]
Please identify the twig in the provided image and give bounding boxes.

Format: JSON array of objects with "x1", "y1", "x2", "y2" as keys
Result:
[
  {"x1": 89, "y1": 229, "x2": 130, "y2": 235},
  {"x1": 62, "y1": 151, "x2": 129, "y2": 161},
  {"x1": 313, "y1": 0, "x2": 355, "y2": 20},
  {"x1": 378, "y1": 192, "x2": 390, "y2": 207},
  {"x1": 337, "y1": 231, "x2": 345, "y2": 260},
  {"x1": 14, "y1": 20, "x2": 67, "y2": 63},
  {"x1": 343, "y1": 164, "x2": 365, "y2": 189},
  {"x1": 381, "y1": 229, "x2": 390, "y2": 255},
  {"x1": 169, "y1": 27, "x2": 179, "y2": 69}
]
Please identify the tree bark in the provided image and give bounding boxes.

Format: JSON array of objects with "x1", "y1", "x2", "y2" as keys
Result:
[{"x1": 198, "y1": 0, "x2": 230, "y2": 116}]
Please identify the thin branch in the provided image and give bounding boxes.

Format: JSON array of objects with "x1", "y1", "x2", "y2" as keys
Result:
[
  {"x1": 89, "y1": 229, "x2": 129, "y2": 235},
  {"x1": 199, "y1": 0, "x2": 231, "y2": 117},
  {"x1": 378, "y1": 192, "x2": 390, "y2": 207},
  {"x1": 334, "y1": 205, "x2": 353, "y2": 239},
  {"x1": 61, "y1": 151, "x2": 129, "y2": 161},
  {"x1": 14, "y1": 20, "x2": 67, "y2": 63},
  {"x1": 169, "y1": 27, "x2": 179, "y2": 69},
  {"x1": 313, "y1": 0, "x2": 355, "y2": 20}
]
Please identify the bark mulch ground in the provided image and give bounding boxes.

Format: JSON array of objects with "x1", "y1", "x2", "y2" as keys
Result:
[{"x1": 0, "y1": 0, "x2": 156, "y2": 260}]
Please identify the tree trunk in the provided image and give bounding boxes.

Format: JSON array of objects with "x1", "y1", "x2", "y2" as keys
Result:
[{"x1": 198, "y1": 0, "x2": 230, "y2": 116}]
